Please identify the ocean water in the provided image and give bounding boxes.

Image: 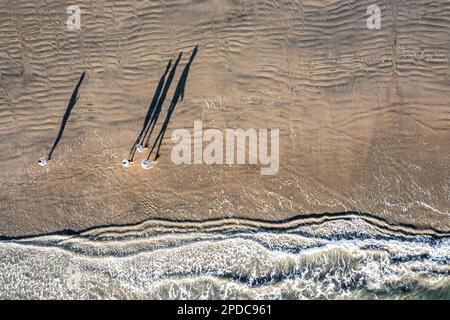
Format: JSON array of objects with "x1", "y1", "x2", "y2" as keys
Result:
[
  {"x1": 1, "y1": 0, "x2": 449, "y2": 236},
  {"x1": 1, "y1": 216, "x2": 449, "y2": 299}
]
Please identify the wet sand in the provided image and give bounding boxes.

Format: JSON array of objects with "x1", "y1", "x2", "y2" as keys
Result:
[{"x1": 0, "y1": 0, "x2": 449, "y2": 237}]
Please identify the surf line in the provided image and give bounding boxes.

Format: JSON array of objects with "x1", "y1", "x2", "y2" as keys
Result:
[{"x1": 39, "y1": 72, "x2": 86, "y2": 167}]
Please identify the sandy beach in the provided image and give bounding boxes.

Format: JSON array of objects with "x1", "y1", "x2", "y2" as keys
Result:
[
  {"x1": 0, "y1": 0, "x2": 449, "y2": 299},
  {"x1": 1, "y1": 0, "x2": 448, "y2": 237}
]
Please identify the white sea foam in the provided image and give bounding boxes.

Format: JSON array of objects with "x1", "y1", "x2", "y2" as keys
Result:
[{"x1": 0, "y1": 219, "x2": 449, "y2": 299}]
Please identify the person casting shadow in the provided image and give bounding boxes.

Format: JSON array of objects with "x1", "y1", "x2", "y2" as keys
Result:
[
  {"x1": 129, "y1": 53, "x2": 183, "y2": 162},
  {"x1": 147, "y1": 46, "x2": 198, "y2": 161},
  {"x1": 129, "y1": 60, "x2": 172, "y2": 161},
  {"x1": 141, "y1": 52, "x2": 183, "y2": 152},
  {"x1": 47, "y1": 72, "x2": 85, "y2": 161}
]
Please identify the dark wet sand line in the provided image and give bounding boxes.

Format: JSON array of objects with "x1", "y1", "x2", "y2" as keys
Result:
[{"x1": 2, "y1": 210, "x2": 449, "y2": 242}]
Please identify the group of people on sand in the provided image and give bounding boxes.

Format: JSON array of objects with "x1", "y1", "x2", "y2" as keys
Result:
[{"x1": 38, "y1": 46, "x2": 198, "y2": 171}]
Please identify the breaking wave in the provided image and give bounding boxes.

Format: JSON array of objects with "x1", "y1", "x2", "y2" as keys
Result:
[{"x1": 0, "y1": 213, "x2": 449, "y2": 299}]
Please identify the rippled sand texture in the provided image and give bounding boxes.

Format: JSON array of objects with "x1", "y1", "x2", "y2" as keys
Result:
[{"x1": 0, "y1": 0, "x2": 449, "y2": 236}]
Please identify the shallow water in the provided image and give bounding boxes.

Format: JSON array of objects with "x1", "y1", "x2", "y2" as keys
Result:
[{"x1": 0, "y1": 0, "x2": 449, "y2": 236}]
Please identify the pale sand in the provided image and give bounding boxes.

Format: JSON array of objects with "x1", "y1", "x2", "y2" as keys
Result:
[{"x1": 0, "y1": 0, "x2": 449, "y2": 236}]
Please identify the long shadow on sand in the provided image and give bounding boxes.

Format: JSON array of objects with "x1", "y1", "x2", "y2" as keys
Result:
[
  {"x1": 47, "y1": 72, "x2": 85, "y2": 161},
  {"x1": 147, "y1": 46, "x2": 198, "y2": 161},
  {"x1": 129, "y1": 60, "x2": 173, "y2": 161},
  {"x1": 129, "y1": 53, "x2": 183, "y2": 161},
  {"x1": 141, "y1": 53, "x2": 183, "y2": 152}
]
